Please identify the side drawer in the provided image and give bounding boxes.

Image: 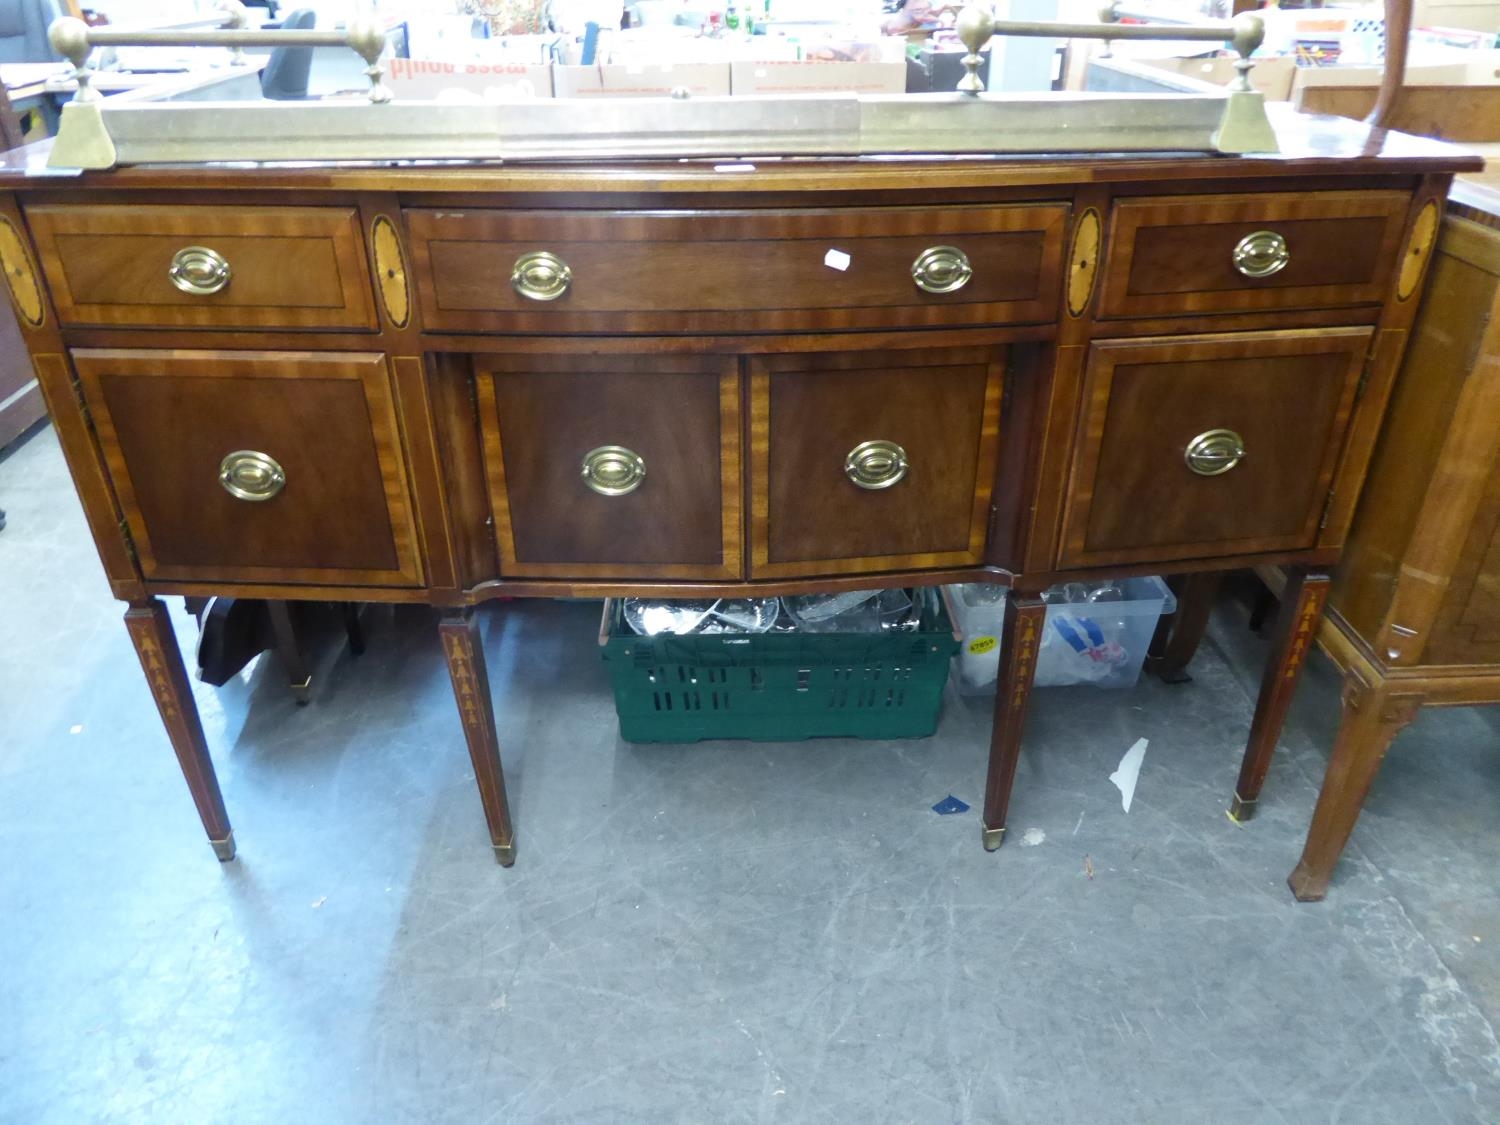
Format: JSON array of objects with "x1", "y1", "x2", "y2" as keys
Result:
[
  {"x1": 406, "y1": 204, "x2": 1068, "y2": 333},
  {"x1": 73, "y1": 349, "x2": 422, "y2": 586},
  {"x1": 28, "y1": 205, "x2": 378, "y2": 329},
  {"x1": 749, "y1": 345, "x2": 1003, "y2": 579},
  {"x1": 1057, "y1": 328, "x2": 1374, "y2": 569},
  {"x1": 476, "y1": 352, "x2": 742, "y2": 580},
  {"x1": 1098, "y1": 191, "x2": 1411, "y2": 318}
]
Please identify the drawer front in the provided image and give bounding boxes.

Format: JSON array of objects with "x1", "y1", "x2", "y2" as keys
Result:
[
  {"x1": 1058, "y1": 328, "x2": 1373, "y2": 568},
  {"x1": 1098, "y1": 192, "x2": 1411, "y2": 318},
  {"x1": 73, "y1": 349, "x2": 422, "y2": 586},
  {"x1": 29, "y1": 205, "x2": 377, "y2": 329},
  {"x1": 750, "y1": 346, "x2": 1003, "y2": 578},
  {"x1": 407, "y1": 205, "x2": 1068, "y2": 333},
  {"x1": 477, "y1": 353, "x2": 741, "y2": 579}
]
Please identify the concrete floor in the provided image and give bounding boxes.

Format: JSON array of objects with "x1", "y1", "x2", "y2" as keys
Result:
[{"x1": 4, "y1": 423, "x2": 1500, "y2": 1123}]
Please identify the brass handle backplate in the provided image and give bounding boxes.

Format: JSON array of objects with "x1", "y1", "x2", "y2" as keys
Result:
[
  {"x1": 581, "y1": 445, "x2": 645, "y2": 496},
  {"x1": 218, "y1": 450, "x2": 285, "y2": 501},
  {"x1": 845, "y1": 439, "x2": 909, "y2": 490},
  {"x1": 1184, "y1": 429, "x2": 1246, "y2": 476},
  {"x1": 169, "y1": 245, "x2": 232, "y2": 295},
  {"x1": 1232, "y1": 230, "x2": 1289, "y2": 279},
  {"x1": 911, "y1": 245, "x2": 972, "y2": 294},
  {"x1": 512, "y1": 250, "x2": 572, "y2": 301}
]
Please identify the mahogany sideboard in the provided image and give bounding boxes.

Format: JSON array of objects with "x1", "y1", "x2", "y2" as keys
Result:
[{"x1": 0, "y1": 115, "x2": 1476, "y2": 865}]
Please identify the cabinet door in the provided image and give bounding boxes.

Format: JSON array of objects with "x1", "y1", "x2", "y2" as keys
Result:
[
  {"x1": 1058, "y1": 328, "x2": 1372, "y2": 568},
  {"x1": 749, "y1": 346, "x2": 1003, "y2": 578},
  {"x1": 73, "y1": 349, "x2": 422, "y2": 586},
  {"x1": 477, "y1": 353, "x2": 741, "y2": 579}
]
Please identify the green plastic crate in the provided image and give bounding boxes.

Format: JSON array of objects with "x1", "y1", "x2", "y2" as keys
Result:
[{"x1": 600, "y1": 590, "x2": 960, "y2": 743}]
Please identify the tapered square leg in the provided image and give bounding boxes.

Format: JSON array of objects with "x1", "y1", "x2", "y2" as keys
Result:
[
  {"x1": 1146, "y1": 571, "x2": 1222, "y2": 684},
  {"x1": 1288, "y1": 673, "x2": 1420, "y2": 902},
  {"x1": 982, "y1": 592, "x2": 1047, "y2": 851},
  {"x1": 267, "y1": 600, "x2": 313, "y2": 705},
  {"x1": 1229, "y1": 569, "x2": 1331, "y2": 822},
  {"x1": 439, "y1": 607, "x2": 516, "y2": 866},
  {"x1": 123, "y1": 598, "x2": 235, "y2": 861}
]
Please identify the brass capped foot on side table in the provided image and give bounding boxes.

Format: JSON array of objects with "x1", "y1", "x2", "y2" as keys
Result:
[
  {"x1": 210, "y1": 831, "x2": 237, "y2": 861},
  {"x1": 982, "y1": 825, "x2": 1006, "y2": 851},
  {"x1": 1228, "y1": 793, "x2": 1257, "y2": 823},
  {"x1": 494, "y1": 841, "x2": 517, "y2": 867}
]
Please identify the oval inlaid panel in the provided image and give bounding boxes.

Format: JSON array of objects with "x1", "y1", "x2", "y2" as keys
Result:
[
  {"x1": 371, "y1": 214, "x2": 411, "y2": 328},
  {"x1": 1066, "y1": 207, "x2": 1101, "y2": 318},
  {"x1": 0, "y1": 214, "x2": 44, "y2": 327},
  {"x1": 1397, "y1": 199, "x2": 1439, "y2": 302}
]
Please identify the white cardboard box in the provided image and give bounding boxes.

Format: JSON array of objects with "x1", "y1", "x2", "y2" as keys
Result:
[
  {"x1": 1138, "y1": 56, "x2": 1297, "y2": 102},
  {"x1": 729, "y1": 60, "x2": 905, "y2": 95},
  {"x1": 386, "y1": 58, "x2": 553, "y2": 99},
  {"x1": 552, "y1": 62, "x2": 731, "y2": 98}
]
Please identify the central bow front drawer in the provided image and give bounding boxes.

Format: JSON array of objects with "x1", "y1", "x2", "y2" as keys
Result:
[{"x1": 405, "y1": 204, "x2": 1069, "y2": 333}]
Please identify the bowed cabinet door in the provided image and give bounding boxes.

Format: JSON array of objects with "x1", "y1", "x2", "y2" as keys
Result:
[
  {"x1": 475, "y1": 352, "x2": 742, "y2": 580},
  {"x1": 748, "y1": 345, "x2": 1004, "y2": 579},
  {"x1": 1057, "y1": 328, "x2": 1374, "y2": 569},
  {"x1": 72, "y1": 348, "x2": 423, "y2": 587}
]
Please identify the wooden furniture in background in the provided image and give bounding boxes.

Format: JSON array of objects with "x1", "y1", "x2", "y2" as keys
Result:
[
  {"x1": 1287, "y1": 186, "x2": 1500, "y2": 900},
  {"x1": 0, "y1": 115, "x2": 1473, "y2": 866},
  {"x1": 1295, "y1": 85, "x2": 1500, "y2": 144},
  {"x1": 0, "y1": 81, "x2": 42, "y2": 453}
]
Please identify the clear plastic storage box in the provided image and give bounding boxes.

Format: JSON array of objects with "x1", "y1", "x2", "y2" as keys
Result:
[{"x1": 943, "y1": 578, "x2": 1177, "y2": 694}]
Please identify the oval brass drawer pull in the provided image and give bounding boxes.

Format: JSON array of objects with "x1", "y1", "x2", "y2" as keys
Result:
[
  {"x1": 845, "y1": 439, "x2": 909, "y2": 490},
  {"x1": 1232, "y1": 231, "x2": 1289, "y2": 279},
  {"x1": 581, "y1": 445, "x2": 646, "y2": 496},
  {"x1": 1184, "y1": 429, "x2": 1246, "y2": 476},
  {"x1": 911, "y1": 245, "x2": 972, "y2": 294},
  {"x1": 169, "y1": 245, "x2": 232, "y2": 295},
  {"x1": 218, "y1": 450, "x2": 285, "y2": 501},
  {"x1": 512, "y1": 250, "x2": 572, "y2": 301}
]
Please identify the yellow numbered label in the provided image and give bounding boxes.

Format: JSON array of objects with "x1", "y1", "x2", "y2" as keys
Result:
[{"x1": 968, "y1": 636, "x2": 997, "y2": 655}]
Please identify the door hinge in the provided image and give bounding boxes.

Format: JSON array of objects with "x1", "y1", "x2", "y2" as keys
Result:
[
  {"x1": 1318, "y1": 487, "x2": 1339, "y2": 531},
  {"x1": 69, "y1": 372, "x2": 92, "y2": 427},
  {"x1": 1355, "y1": 341, "x2": 1381, "y2": 402},
  {"x1": 118, "y1": 517, "x2": 139, "y2": 565}
]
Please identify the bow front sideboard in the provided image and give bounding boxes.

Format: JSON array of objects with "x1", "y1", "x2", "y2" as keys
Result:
[{"x1": 1, "y1": 116, "x2": 1476, "y2": 865}]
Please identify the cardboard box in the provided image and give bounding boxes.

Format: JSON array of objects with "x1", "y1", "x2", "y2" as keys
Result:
[
  {"x1": 552, "y1": 62, "x2": 731, "y2": 98},
  {"x1": 1138, "y1": 56, "x2": 1296, "y2": 102},
  {"x1": 730, "y1": 60, "x2": 906, "y2": 95},
  {"x1": 387, "y1": 58, "x2": 553, "y2": 99}
]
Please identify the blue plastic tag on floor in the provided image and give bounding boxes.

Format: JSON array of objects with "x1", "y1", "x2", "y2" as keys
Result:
[{"x1": 932, "y1": 795, "x2": 970, "y2": 815}]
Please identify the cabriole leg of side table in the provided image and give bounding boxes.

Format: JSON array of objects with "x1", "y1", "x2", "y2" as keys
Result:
[
  {"x1": 1229, "y1": 569, "x2": 1331, "y2": 823},
  {"x1": 982, "y1": 593, "x2": 1047, "y2": 851},
  {"x1": 1288, "y1": 674, "x2": 1421, "y2": 902},
  {"x1": 439, "y1": 607, "x2": 517, "y2": 867},
  {"x1": 123, "y1": 598, "x2": 235, "y2": 861}
]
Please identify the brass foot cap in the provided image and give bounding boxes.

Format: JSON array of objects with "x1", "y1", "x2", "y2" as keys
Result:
[
  {"x1": 981, "y1": 826, "x2": 1005, "y2": 852},
  {"x1": 291, "y1": 676, "x2": 312, "y2": 706},
  {"x1": 1228, "y1": 794, "x2": 1257, "y2": 823},
  {"x1": 494, "y1": 841, "x2": 517, "y2": 867},
  {"x1": 210, "y1": 832, "x2": 237, "y2": 862}
]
